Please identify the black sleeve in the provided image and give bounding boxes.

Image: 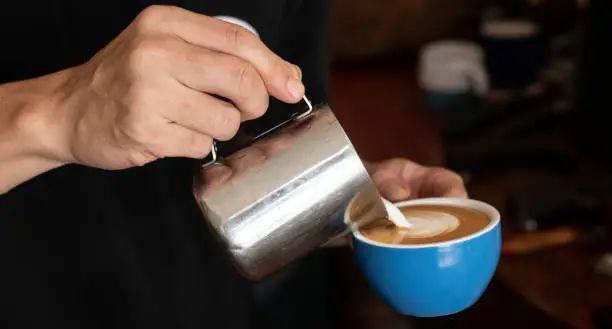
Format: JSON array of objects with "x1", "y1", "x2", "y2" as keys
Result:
[{"x1": 276, "y1": 0, "x2": 332, "y2": 106}]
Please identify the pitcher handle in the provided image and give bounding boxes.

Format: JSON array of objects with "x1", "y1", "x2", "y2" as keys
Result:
[{"x1": 201, "y1": 95, "x2": 314, "y2": 168}]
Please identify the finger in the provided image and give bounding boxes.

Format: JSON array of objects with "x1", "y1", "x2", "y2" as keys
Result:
[
  {"x1": 433, "y1": 173, "x2": 468, "y2": 198},
  {"x1": 444, "y1": 187, "x2": 469, "y2": 198},
  {"x1": 147, "y1": 6, "x2": 304, "y2": 103},
  {"x1": 145, "y1": 120, "x2": 213, "y2": 159},
  {"x1": 165, "y1": 41, "x2": 269, "y2": 121},
  {"x1": 163, "y1": 85, "x2": 242, "y2": 141},
  {"x1": 420, "y1": 168, "x2": 468, "y2": 199},
  {"x1": 376, "y1": 180, "x2": 413, "y2": 202},
  {"x1": 370, "y1": 158, "x2": 413, "y2": 185}
]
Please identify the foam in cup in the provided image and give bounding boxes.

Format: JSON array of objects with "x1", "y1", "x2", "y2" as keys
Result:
[
  {"x1": 358, "y1": 202, "x2": 491, "y2": 246},
  {"x1": 397, "y1": 210, "x2": 460, "y2": 238}
]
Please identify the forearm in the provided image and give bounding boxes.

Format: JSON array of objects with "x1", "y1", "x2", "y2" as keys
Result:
[{"x1": 0, "y1": 70, "x2": 73, "y2": 194}]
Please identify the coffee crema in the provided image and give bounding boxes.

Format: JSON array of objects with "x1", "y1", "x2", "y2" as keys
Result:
[{"x1": 359, "y1": 204, "x2": 490, "y2": 245}]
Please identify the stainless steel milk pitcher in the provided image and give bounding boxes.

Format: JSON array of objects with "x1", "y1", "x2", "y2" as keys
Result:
[{"x1": 193, "y1": 99, "x2": 386, "y2": 280}]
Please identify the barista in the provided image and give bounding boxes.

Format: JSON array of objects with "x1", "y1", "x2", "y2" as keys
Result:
[{"x1": 0, "y1": 1, "x2": 467, "y2": 328}]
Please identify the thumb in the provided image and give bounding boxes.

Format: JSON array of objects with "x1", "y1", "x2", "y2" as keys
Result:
[
  {"x1": 443, "y1": 186, "x2": 469, "y2": 198},
  {"x1": 420, "y1": 168, "x2": 468, "y2": 198},
  {"x1": 378, "y1": 181, "x2": 412, "y2": 202}
]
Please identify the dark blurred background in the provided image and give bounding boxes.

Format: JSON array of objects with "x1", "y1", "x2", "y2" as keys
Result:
[{"x1": 324, "y1": 0, "x2": 612, "y2": 328}]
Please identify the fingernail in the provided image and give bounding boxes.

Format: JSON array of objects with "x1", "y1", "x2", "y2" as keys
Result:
[
  {"x1": 286, "y1": 77, "x2": 305, "y2": 100},
  {"x1": 293, "y1": 65, "x2": 302, "y2": 81}
]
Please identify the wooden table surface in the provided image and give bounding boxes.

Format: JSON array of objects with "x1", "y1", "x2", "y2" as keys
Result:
[{"x1": 329, "y1": 59, "x2": 612, "y2": 329}]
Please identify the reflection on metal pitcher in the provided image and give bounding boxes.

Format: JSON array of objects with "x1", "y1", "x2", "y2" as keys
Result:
[{"x1": 193, "y1": 104, "x2": 385, "y2": 280}]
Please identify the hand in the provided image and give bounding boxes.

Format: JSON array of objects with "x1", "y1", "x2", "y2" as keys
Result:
[
  {"x1": 324, "y1": 158, "x2": 467, "y2": 247},
  {"x1": 366, "y1": 158, "x2": 467, "y2": 201},
  {"x1": 46, "y1": 5, "x2": 304, "y2": 169}
]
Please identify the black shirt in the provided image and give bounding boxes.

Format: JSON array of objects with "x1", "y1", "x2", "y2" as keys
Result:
[{"x1": 0, "y1": 1, "x2": 332, "y2": 328}]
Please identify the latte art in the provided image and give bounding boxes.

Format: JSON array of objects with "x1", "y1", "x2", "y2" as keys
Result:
[
  {"x1": 359, "y1": 204, "x2": 490, "y2": 245},
  {"x1": 397, "y1": 210, "x2": 461, "y2": 238}
]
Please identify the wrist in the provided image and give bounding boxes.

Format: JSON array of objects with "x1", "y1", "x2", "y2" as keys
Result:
[{"x1": 0, "y1": 69, "x2": 77, "y2": 167}]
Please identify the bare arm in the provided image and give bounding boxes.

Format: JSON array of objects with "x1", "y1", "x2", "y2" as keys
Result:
[
  {"x1": 0, "y1": 70, "x2": 74, "y2": 194},
  {"x1": 0, "y1": 6, "x2": 307, "y2": 195}
]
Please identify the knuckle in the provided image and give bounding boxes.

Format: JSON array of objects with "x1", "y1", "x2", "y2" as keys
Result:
[
  {"x1": 136, "y1": 5, "x2": 168, "y2": 29},
  {"x1": 147, "y1": 144, "x2": 167, "y2": 159},
  {"x1": 233, "y1": 62, "x2": 259, "y2": 92},
  {"x1": 182, "y1": 46, "x2": 203, "y2": 65},
  {"x1": 122, "y1": 82, "x2": 149, "y2": 109},
  {"x1": 128, "y1": 37, "x2": 170, "y2": 70},
  {"x1": 432, "y1": 167, "x2": 464, "y2": 183},
  {"x1": 250, "y1": 94, "x2": 269, "y2": 119},
  {"x1": 128, "y1": 38, "x2": 156, "y2": 69},
  {"x1": 231, "y1": 63, "x2": 267, "y2": 118},
  {"x1": 126, "y1": 150, "x2": 154, "y2": 167},
  {"x1": 120, "y1": 114, "x2": 151, "y2": 144},
  {"x1": 215, "y1": 107, "x2": 241, "y2": 141},
  {"x1": 135, "y1": 5, "x2": 185, "y2": 35},
  {"x1": 191, "y1": 134, "x2": 213, "y2": 158},
  {"x1": 224, "y1": 24, "x2": 250, "y2": 50}
]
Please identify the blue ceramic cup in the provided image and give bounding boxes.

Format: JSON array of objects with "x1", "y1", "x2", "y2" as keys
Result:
[{"x1": 349, "y1": 198, "x2": 501, "y2": 317}]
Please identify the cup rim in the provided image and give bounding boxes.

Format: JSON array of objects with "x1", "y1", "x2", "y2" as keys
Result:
[{"x1": 348, "y1": 197, "x2": 500, "y2": 249}]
